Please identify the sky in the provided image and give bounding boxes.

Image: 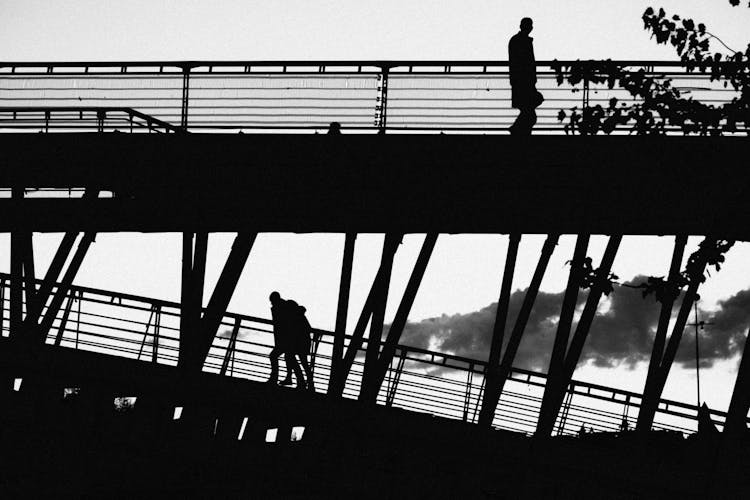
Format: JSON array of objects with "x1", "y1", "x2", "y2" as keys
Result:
[{"x1": 1, "y1": 0, "x2": 750, "y2": 418}]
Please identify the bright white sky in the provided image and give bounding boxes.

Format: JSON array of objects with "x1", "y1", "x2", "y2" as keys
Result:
[{"x1": 1, "y1": 0, "x2": 749, "y2": 414}]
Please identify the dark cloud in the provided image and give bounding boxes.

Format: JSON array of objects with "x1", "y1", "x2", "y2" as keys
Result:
[{"x1": 395, "y1": 275, "x2": 750, "y2": 372}]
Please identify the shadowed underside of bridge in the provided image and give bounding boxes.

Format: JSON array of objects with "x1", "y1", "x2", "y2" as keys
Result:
[
  {"x1": 1, "y1": 134, "x2": 750, "y2": 236},
  {"x1": 3, "y1": 131, "x2": 750, "y2": 496},
  {"x1": 1, "y1": 339, "x2": 748, "y2": 498}
]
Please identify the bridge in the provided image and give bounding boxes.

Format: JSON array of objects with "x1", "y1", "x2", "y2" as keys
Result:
[{"x1": 1, "y1": 60, "x2": 750, "y2": 497}]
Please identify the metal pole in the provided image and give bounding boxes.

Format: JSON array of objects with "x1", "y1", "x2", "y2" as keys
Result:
[
  {"x1": 536, "y1": 234, "x2": 589, "y2": 437},
  {"x1": 694, "y1": 301, "x2": 701, "y2": 407},
  {"x1": 637, "y1": 235, "x2": 687, "y2": 432},
  {"x1": 180, "y1": 67, "x2": 191, "y2": 131},
  {"x1": 361, "y1": 234, "x2": 400, "y2": 392},
  {"x1": 377, "y1": 66, "x2": 389, "y2": 133},
  {"x1": 361, "y1": 233, "x2": 437, "y2": 403},
  {"x1": 329, "y1": 233, "x2": 356, "y2": 395},
  {"x1": 725, "y1": 327, "x2": 750, "y2": 434},
  {"x1": 478, "y1": 234, "x2": 558, "y2": 427},
  {"x1": 193, "y1": 233, "x2": 256, "y2": 371},
  {"x1": 36, "y1": 232, "x2": 96, "y2": 344},
  {"x1": 478, "y1": 233, "x2": 521, "y2": 426},
  {"x1": 10, "y1": 188, "x2": 24, "y2": 341}
]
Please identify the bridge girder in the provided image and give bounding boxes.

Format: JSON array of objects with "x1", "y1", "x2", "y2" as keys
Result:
[{"x1": 1, "y1": 134, "x2": 750, "y2": 237}]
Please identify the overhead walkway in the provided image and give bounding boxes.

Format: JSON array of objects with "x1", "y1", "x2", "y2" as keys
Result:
[
  {"x1": 0, "y1": 273, "x2": 738, "y2": 436},
  {"x1": 0, "y1": 60, "x2": 746, "y2": 134}
]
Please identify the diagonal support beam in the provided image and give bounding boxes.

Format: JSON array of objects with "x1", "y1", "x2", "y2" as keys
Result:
[
  {"x1": 562, "y1": 235, "x2": 622, "y2": 382},
  {"x1": 183, "y1": 232, "x2": 256, "y2": 373},
  {"x1": 329, "y1": 233, "x2": 401, "y2": 397},
  {"x1": 34, "y1": 232, "x2": 96, "y2": 344},
  {"x1": 724, "y1": 327, "x2": 750, "y2": 435},
  {"x1": 638, "y1": 259, "x2": 709, "y2": 431},
  {"x1": 535, "y1": 235, "x2": 621, "y2": 436},
  {"x1": 362, "y1": 234, "x2": 402, "y2": 385},
  {"x1": 636, "y1": 235, "x2": 708, "y2": 432},
  {"x1": 536, "y1": 234, "x2": 590, "y2": 436},
  {"x1": 359, "y1": 233, "x2": 438, "y2": 403},
  {"x1": 478, "y1": 234, "x2": 559, "y2": 427},
  {"x1": 178, "y1": 232, "x2": 208, "y2": 370},
  {"x1": 328, "y1": 233, "x2": 357, "y2": 395},
  {"x1": 476, "y1": 233, "x2": 522, "y2": 425},
  {"x1": 22, "y1": 189, "x2": 98, "y2": 334}
]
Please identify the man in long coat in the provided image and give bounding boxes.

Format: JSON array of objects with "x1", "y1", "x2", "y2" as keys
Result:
[
  {"x1": 267, "y1": 291, "x2": 305, "y2": 388},
  {"x1": 509, "y1": 18, "x2": 541, "y2": 135}
]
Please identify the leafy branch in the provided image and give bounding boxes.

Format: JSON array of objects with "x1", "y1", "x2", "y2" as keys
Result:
[
  {"x1": 631, "y1": 238, "x2": 735, "y2": 303},
  {"x1": 552, "y1": 6, "x2": 750, "y2": 135}
]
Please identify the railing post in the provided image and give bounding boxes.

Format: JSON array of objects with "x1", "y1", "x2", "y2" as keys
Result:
[
  {"x1": 329, "y1": 233, "x2": 356, "y2": 395},
  {"x1": 376, "y1": 65, "x2": 390, "y2": 133},
  {"x1": 152, "y1": 305, "x2": 161, "y2": 364},
  {"x1": 0, "y1": 277, "x2": 5, "y2": 338},
  {"x1": 180, "y1": 66, "x2": 191, "y2": 131},
  {"x1": 581, "y1": 64, "x2": 590, "y2": 135},
  {"x1": 220, "y1": 317, "x2": 241, "y2": 377}
]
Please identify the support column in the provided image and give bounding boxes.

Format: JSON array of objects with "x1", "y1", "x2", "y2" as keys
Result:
[
  {"x1": 35, "y1": 232, "x2": 96, "y2": 344},
  {"x1": 636, "y1": 235, "x2": 689, "y2": 432},
  {"x1": 725, "y1": 328, "x2": 750, "y2": 434},
  {"x1": 536, "y1": 234, "x2": 589, "y2": 436},
  {"x1": 362, "y1": 234, "x2": 400, "y2": 387},
  {"x1": 179, "y1": 232, "x2": 207, "y2": 371},
  {"x1": 536, "y1": 235, "x2": 621, "y2": 436},
  {"x1": 179, "y1": 232, "x2": 256, "y2": 373},
  {"x1": 194, "y1": 232, "x2": 256, "y2": 368},
  {"x1": 359, "y1": 233, "x2": 438, "y2": 403},
  {"x1": 478, "y1": 234, "x2": 558, "y2": 428},
  {"x1": 9, "y1": 187, "x2": 24, "y2": 340},
  {"x1": 477, "y1": 234, "x2": 521, "y2": 425},
  {"x1": 328, "y1": 233, "x2": 356, "y2": 395},
  {"x1": 329, "y1": 234, "x2": 400, "y2": 397}
]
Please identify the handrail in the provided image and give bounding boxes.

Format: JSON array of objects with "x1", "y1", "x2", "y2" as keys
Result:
[
  {"x1": 0, "y1": 272, "x2": 738, "y2": 433},
  {"x1": 0, "y1": 106, "x2": 180, "y2": 132},
  {"x1": 1, "y1": 59, "x2": 746, "y2": 135},
  {"x1": 1, "y1": 60, "x2": 748, "y2": 69}
]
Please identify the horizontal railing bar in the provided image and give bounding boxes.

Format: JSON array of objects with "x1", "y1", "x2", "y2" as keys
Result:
[
  {"x1": 0, "y1": 274, "x2": 736, "y2": 427},
  {"x1": 2, "y1": 60, "x2": 748, "y2": 68}
]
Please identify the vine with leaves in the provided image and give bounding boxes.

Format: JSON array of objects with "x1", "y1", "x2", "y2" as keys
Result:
[
  {"x1": 572, "y1": 238, "x2": 734, "y2": 304},
  {"x1": 552, "y1": 3, "x2": 750, "y2": 135}
]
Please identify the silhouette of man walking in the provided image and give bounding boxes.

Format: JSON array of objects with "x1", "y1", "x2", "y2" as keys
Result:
[
  {"x1": 267, "y1": 291, "x2": 305, "y2": 389},
  {"x1": 288, "y1": 302, "x2": 315, "y2": 391},
  {"x1": 508, "y1": 18, "x2": 542, "y2": 135}
]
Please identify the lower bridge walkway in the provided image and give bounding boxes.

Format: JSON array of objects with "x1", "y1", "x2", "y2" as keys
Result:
[{"x1": 0, "y1": 273, "x2": 736, "y2": 437}]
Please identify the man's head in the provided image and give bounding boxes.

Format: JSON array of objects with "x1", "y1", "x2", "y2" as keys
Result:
[
  {"x1": 269, "y1": 291, "x2": 281, "y2": 305},
  {"x1": 520, "y1": 17, "x2": 533, "y2": 34}
]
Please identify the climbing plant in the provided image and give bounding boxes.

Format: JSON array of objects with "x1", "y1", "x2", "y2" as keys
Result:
[{"x1": 552, "y1": 3, "x2": 750, "y2": 135}]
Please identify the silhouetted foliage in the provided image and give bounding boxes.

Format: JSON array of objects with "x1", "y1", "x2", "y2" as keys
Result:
[
  {"x1": 576, "y1": 256, "x2": 619, "y2": 296},
  {"x1": 553, "y1": 4, "x2": 750, "y2": 135},
  {"x1": 634, "y1": 238, "x2": 735, "y2": 303}
]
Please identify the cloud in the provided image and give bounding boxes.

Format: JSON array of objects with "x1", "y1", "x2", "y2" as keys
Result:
[{"x1": 395, "y1": 275, "x2": 750, "y2": 373}]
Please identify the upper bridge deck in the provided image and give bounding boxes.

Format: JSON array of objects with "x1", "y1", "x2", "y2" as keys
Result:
[
  {"x1": 0, "y1": 60, "x2": 748, "y2": 235},
  {"x1": 0, "y1": 59, "x2": 747, "y2": 134}
]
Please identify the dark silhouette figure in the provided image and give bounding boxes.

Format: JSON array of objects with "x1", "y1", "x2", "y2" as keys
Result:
[
  {"x1": 327, "y1": 121, "x2": 341, "y2": 134},
  {"x1": 267, "y1": 291, "x2": 305, "y2": 389},
  {"x1": 508, "y1": 18, "x2": 543, "y2": 135},
  {"x1": 288, "y1": 302, "x2": 315, "y2": 391},
  {"x1": 697, "y1": 402, "x2": 719, "y2": 434}
]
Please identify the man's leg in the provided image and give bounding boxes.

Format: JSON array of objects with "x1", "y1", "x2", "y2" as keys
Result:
[
  {"x1": 297, "y1": 354, "x2": 315, "y2": 391},
  {"x1": 513, "y1": 107, "x2": 535, "y2": 135},
  {"x1": 284, "y1": 352, "x2": 305, "y2": 389},
  {"x1": 267, "y1": 347, "x2": 282, "y2": 384}
]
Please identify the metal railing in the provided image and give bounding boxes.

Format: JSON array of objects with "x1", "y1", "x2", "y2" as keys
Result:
[
  {"x1": 0, "y1": 60, "x2": 746, "y2": 134},
  {"x1": 0, "y1": 273, "x2": 740, "y2": 435}
]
